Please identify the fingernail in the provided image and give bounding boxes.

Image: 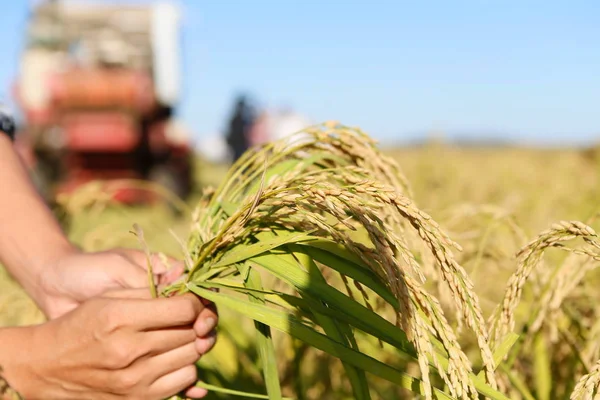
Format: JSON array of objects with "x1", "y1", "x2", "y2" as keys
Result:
[
  {"x1": 206, "y1": 330, "x2": 217, "y2": 343},
  {"x1": 198, "y1": 331, "x2": 217, "y2": 352},
  {"x1": 204, "y1": 317, "x2": 217, "y2": 331},
  {"x1": 206, "y1": 331, "x2": 217, "y2": 345}
]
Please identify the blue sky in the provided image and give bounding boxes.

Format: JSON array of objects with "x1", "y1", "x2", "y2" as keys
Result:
[{"x1": 2, "y1": 0, "x2": 600, "y2": 146}]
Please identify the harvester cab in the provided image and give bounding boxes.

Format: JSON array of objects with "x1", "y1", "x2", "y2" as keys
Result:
[{"x1": 13, "y1": 0, "x2": 193, "y2": 203}]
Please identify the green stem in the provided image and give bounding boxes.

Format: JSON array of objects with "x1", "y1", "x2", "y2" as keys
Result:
[{"x1": 194, "y1": 381, "x2": 293, "y2": 399}]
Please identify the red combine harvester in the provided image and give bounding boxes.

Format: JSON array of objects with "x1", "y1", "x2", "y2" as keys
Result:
[{"x1": 13, "y1": 0, "x2": 193, "y2": 203}]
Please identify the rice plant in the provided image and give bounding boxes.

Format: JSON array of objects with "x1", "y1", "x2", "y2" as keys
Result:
[{"x1": 155, "y1": 122, "x2": 508, "y2": 400}]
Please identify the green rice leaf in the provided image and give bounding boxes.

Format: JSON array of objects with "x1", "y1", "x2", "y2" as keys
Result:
[
  {"x1": 287, "y1": 243, "x2": 398, "y2": 309},
  {"x1": 492, "y1": 333, "x2": 520, "y2": 367},
  {"x1": 533, "y1": 333, "x2": 552, "y2": 400},
  {"x1": 248, "y1": 253, "x2": 508, "y2": 400},
  {"x1": 218, "y1": 200, "x2": 240, "y2": 218},
  {"x1": 246, "y1": 268, "x2": 283, "y2": 399},
  {"x1": 249, "y1": 253, "x2": 415, "y2": 353},
  {"x1": 192, "y1": 280, "x2": 317, "y2": 324},
  {"x1": 210, "y1": 232, "x2": 316, "y2": 268},
  {"x1": 296, "y1": 238, "x2": 369, "y2": 267},
  {"x1": 294, "y1": 251, "x2": 371, "y2": 400},
  {"x1": 476, "y1": 332, "x2": 519, "y2": 380},
  {"x1": 187, "y1": 284, "x2": 457, "y2": 400}
]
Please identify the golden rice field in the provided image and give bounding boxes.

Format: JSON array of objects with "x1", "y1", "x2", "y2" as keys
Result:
[{"x1": 3, "y1": 126, "x2": 600, "y2": 400}]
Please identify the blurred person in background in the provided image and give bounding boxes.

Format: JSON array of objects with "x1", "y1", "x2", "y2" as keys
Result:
[
  {"x1": 225, "y1": 94, "x2": 254, "y2": 163},
  {"x1": 248, "y1": 110, "x2": 270, "y2": 147},
  {"x1": 0, "y1": 107, "x2": 217, "y2": 399}
]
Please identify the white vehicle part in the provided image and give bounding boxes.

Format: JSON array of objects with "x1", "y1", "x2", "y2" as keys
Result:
[
  {"x1": 164, "y1": 119, "x2": 191, "y2": 147},
  {"x1": 19, "y1": 49, "x2": 63, "y2": 110},
  {"x1": 268, "y1": 111, "x2": 313, "y2": 148},
  {"x1": 151, "y1": 1, "x2": 181, "y2": 107}
]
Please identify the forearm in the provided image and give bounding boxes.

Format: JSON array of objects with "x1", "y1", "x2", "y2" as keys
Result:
[{"x1": 0, "y1": 135, "x2": 74, "y2": 308}]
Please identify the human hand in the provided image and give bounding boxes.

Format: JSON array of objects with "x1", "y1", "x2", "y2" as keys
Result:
[
  {"x1": 0, "y1": 292, "x2": 217, "y2": 400},
  {"x1": 37, "y1": 247, "x2": 186, "y2": 320}
]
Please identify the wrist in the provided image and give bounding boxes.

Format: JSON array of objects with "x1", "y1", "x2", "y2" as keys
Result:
[
  {"x1": 26, "y1": 242, "x2": 80, "y2": 317},
  {"x1": 0, "y1": 326, "x2": 37, "y2": 399}
]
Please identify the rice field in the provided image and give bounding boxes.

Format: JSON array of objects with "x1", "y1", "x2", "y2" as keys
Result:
[{"x1": 2, "y1": 126, "x2": 600, "y2": 400}]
